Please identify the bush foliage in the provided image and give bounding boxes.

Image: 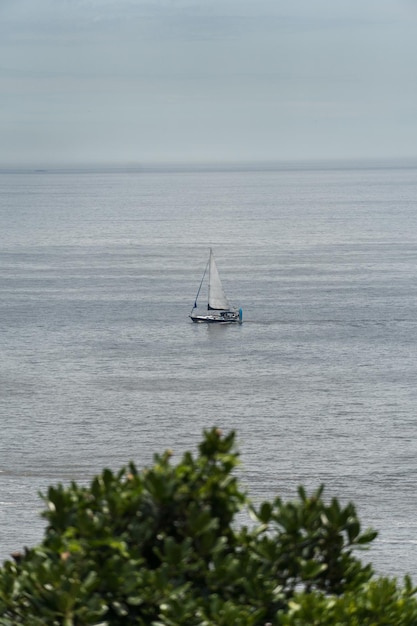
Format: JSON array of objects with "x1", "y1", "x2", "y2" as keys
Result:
[{"x1": 0, "y1": 428, "x2": 416, "y2": 625}]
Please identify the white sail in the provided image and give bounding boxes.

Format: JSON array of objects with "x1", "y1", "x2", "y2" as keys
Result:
[{"x1": 208, "y1": 249, "x2": 230, "y2": 310}]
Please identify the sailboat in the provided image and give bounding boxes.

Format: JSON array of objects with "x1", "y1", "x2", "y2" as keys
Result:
[{"x1": 190, "y1": 249, "x2": 242, "y2": 323}]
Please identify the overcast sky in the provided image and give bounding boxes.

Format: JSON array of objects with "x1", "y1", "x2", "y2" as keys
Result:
[{"x1": 2, "y1": 0, "x2": 417, "y2": 166}]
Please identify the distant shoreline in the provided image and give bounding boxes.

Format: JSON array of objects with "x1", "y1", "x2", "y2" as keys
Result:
[{"x1": 2, "y1": 157, "x2": 417, "y2": 175}]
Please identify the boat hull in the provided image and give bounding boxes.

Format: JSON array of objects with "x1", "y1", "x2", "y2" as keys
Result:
[
  {"x1": 190, "y1": 315, "x2": 239, "y2": 324},
  {"x1": 190, "y1": 310, "x2": 241, "y2": 324}
]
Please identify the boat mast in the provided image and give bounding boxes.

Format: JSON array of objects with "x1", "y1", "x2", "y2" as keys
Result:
[{"x1": 191, "y1": 254, "x2": 209, "y2": 313}]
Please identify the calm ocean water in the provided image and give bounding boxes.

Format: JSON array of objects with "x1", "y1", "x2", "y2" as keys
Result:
[{"x1": 1, "y1": 161, "x2": 417, "y2": 578}]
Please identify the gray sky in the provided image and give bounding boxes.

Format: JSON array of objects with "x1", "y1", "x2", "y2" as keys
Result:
[{"x1": 2, "y1": 0, "x2": 417, "y2": 166}]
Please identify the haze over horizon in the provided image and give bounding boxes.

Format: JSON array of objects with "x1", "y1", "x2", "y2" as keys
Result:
[{"x1": 2, "y1": 0, "x2": 417, "y2": 167}]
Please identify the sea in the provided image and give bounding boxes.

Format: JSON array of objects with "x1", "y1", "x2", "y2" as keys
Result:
[{"x1": 1, "y1": 160, "x2": 417, "y2": 579}]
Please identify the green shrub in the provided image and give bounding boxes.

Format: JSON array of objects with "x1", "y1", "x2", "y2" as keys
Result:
[{"x1": 0, "y1": 428, "x2": 414, "y2": 625}]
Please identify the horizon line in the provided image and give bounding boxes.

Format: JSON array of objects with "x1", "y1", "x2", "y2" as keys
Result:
[{"x1": 2, "y1": 156, "x2": 417, "y2": 174}]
